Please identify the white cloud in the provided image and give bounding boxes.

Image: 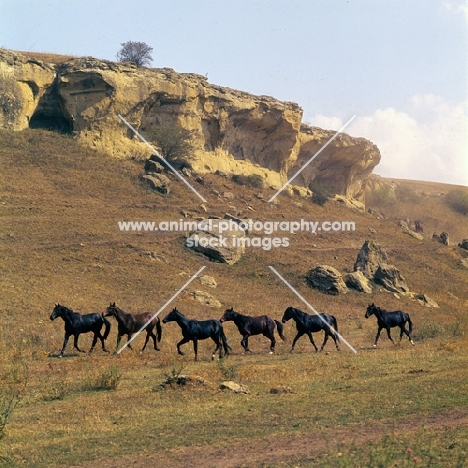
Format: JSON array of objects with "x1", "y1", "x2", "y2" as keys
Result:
[
  {"x1": 442, "y1": 0, "x2": 468, "y2": 19},
  {"x1": 307, "y1": 96, "x2": 468, "y2": 186}
]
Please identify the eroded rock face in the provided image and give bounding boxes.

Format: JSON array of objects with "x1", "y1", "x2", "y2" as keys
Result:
[
  {"x1": 1, "y1": 50, "x2": 381, "y2": 201},
  {"x1": 305, "y1": 265, "x2": 348, "y2": 295}
]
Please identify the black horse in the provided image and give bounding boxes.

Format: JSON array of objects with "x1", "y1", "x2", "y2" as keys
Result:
[
  {"x1": 104, "y1": 302, "x2": 162, "y2": 353},
  {"x1": 365, "y1": 303, "x2": 414, "y2": 347},
  {"x1": 219, "y1": 307, "x2": 286, "y2": 353},
  {"x1": 50, "y1": 304, "x2": 111, "y2": 357},
  {"x1": 281, "y1": 306, "x2": 340, "y2": 352},
  {"x1": 162, "y1": 308, "x2": 230, "y2": 360}
]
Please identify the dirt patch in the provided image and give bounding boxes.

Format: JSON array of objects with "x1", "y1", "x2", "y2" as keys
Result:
[{"x1": 71, "y1": 409, "x2": 468, "y2": 468}]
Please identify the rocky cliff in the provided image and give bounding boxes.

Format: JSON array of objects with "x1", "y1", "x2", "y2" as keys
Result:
[{"x1": 0, "y1": 49, "x2": 380, "y2": 201}]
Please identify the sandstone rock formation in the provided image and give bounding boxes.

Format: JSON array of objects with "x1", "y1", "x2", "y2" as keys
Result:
[
  {"x1": 0, "y1": 49, "x2": 381, "y2": 201},
  {"x1": 305, "y1": 265, "x2": 348, "y2": 295}
]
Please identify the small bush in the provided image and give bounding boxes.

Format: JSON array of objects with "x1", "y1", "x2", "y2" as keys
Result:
[
  {"x1": 217, "y1": 361, "x2": 238, "y2": 380},
  {"x1": 83, "y1": 366, "x2": 122, "y2": 391},
  {"x1": 232, "y1": 174, "x2": 264, "y2": 189},
  {"x1": 396, "y1": 185, "x2": 420, "y2": 204},
  {"x1": 413, "y1": 324, "x2": 444, "y2": 341},
  {"x1": 42, "y1": 378, "x2": 68, "y2": 401},
  {"x1": 147, "y1": 126, "x2": 194, "y2": 167},
  {"x1": 367, "y1": 184, "x2": 395, "y2": 206},
  {"x1": 446, "y1": 189, "x2": 468, "y2": 215},
  {"x1": 308, "y1": 180, "x2": 335, "y2": 206}
]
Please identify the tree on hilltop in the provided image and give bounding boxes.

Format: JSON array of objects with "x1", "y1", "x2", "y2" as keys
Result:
[{"x1": 116, "y1": 41, "x2": 153, "y2": 67}]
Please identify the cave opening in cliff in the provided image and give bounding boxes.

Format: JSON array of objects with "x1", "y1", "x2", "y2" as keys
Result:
[{"x1": 29, "y1": 86, "x2": 73, "y2": 134}]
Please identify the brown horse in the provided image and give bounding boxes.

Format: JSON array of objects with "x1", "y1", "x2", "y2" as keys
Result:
[
  {"x1": 220, "y1": 307, "x2": 286, "y2": 353},
  {"x1": 104, "y1": 302, "x2": 162, "y2": 352}
]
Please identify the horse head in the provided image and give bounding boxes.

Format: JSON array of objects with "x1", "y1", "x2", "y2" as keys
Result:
[
  {"x1": 50, "y1": 303, "x2": 63, "y2": 321},
  {"x1": 365, "y1": 303, "x2": 377, "y2": 318},
  {"x1": 281, "y1": 306, "x2": 295, "y2": 323},
  {"x1": 162, "y1": 307, "x2": 181, "y2": 323},
  {"x1": 219, "y1": 307, "x2": 235, "y2": 322},
  {"x1": 104, "y1": 302, "x2": 117, "y2": 317}
]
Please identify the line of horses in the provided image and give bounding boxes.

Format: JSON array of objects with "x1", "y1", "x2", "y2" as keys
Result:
[{"x1": 50, "y1": 303, "x2": 414, "y2": 359}]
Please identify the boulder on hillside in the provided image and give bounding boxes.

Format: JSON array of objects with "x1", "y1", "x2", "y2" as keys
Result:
[
  {"x1": 220, "y1": 381, "x2": 250, "y2": 394},
  {"x1": 458, "y1": 239, "x2": 468, "y2": 250},
  {"x1": 185, "y1": 219, "x2": 246, "y2": 265},
  {"x1": 410, "y1": 293, "x2": 439, "y2": 308},
  {"x1": 145, "y1": 158, "x2": 165, "y2": 173},
  {"x1": 374, "y1": 264, "x2": 410, "y2": 294},
  {"x1": 306, "y1": 265, "x2": 348, "y2": 295},
  {"x1": 354, "y1": 240, "x2": 388, "y2": 278},
  {"x1": 140, "y1": 174, "x2": 170, "y2": 194},
  {"x1": 433, "y1": 231, "x2": 449, "y2": 246},
  {"x1": 345, "y1": 271, "x2": 373, "y2": 294}
]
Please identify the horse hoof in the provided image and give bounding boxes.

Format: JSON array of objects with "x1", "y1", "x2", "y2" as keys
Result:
[
  {"x1": 410, "y1": 340, "x2": 414, "y2": 345},
  {"x1": 373, "y1": 344, "x2": 377, "y2": 348},
  {"x1": 269, "y1": 351, "x2": 274, "y2": 355}
]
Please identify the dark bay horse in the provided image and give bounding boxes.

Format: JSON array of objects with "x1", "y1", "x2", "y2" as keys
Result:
[
  {"x1": 104, "y1": 302, "x2": 162, "y2": 352},
  {"x1": 50, "y1": 304, "x2": 111, "y2": 357},
  {"x1": 281, "y1": 306, "x2": 340, "y2": 352},
  {"x1": 162, "y1": 308, "x2": 230, "y2": 360},
  {"x1": 219, "y1": 307, "x2": 286, "y2": 353},
  {"x1": 365, "y1": 303, "x2": 414, "y2": 347}
]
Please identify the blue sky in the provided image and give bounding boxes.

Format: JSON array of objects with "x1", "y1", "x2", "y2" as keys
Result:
[{"x1": 1, "y1": 0, "x2": 467, "y2": 185}]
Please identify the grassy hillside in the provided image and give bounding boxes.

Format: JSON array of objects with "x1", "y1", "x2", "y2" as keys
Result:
[{"x1": 0, "y1": 129, "x2": 467, "y2": 467}]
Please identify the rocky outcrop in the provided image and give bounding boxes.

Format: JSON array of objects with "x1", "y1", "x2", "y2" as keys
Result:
[
  {"x1": 0, "y1": 49, "x2": 381, "y2": 201},
  {"x1": 305, "y1": 265, "x2": 348, "y2": 295}
]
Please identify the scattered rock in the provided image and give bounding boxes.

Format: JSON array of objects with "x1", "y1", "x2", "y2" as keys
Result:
[
  {"x1": 160, "y1": 374, "x2": 208, "y2": 388},
  {"x1": 433, "y1": 231, "x2": 449, "y2": 246},
  {"x1": 345, "y1": 271, "x2": 373, "y2": 294},
  {"x1": 411, "y1": 293, "x2": 439, "y2": 308},
  {"x1": 181, "y1": 167, "x2": 192, "y2": 178},
  {"x1": 220, "y1": 381, "x2": 250, "y2": 394},
  {"x1": 185, "y1": 218, "x2": 246, "y2": 264},
  {"x1": 374, "y1": 264, "x2": 410, "y2": 294},
  {"x1": 223, "y1": 192, "x2": 235, "y2": 200},
  {"x1": 354, "y1": 240, "x2": 388, "y2": 278},
  {"x1": 199, "y1": 275, "x2": 217, "y2": 288},
  {"x1": 140, "y1": 174, "x2": 170, "y2": 194},
  {"x1": 270, "y1": 386, "x2": 293, "y2": 394},
  {"x1": 215, "y1": 170, "x2": 228, "y2": 178},
  {"x1": 188, "y1": 290, "x2": 222, "y2": 308},
  {"x1": 458, "y1": 239, "x2": 468, "y2": 250},
  {"x1": 305, "y1": 265, "x2": 348, "y2": 295},
  {"x1": 145, "y1": 158, "x2": 165, "y2": 173},
  {"x1": 460, "y1": 258, "x2": 468, "y2": 269}
]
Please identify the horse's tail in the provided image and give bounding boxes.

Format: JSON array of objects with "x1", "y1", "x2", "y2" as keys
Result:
[
  {"x1": 101, "y1": 315, "x2": 111, "y2": 340},
  {"x1": 156, "y1": 318, "x2": 163, "y2": 342},
  {"x1": 274, "y1": 320, "x2": 286, "y2": 341},
  {"x1": 332, "y1": 316, "x2": 340, "y2": 343},
  {"x1": 407, "y1": 314, "x2": 413, "y2": 335}
]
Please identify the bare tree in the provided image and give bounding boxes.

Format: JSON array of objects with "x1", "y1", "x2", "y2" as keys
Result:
[{"x1": 116, "y1": 41, "x2": 153, "y2": 67}]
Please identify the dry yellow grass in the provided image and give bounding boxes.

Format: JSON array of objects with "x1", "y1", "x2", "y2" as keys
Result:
[{"x1": 0, "y1": 129, "x2": 467, "y2": 467}]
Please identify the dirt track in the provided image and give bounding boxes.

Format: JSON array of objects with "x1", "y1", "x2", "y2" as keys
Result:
[{"x1": 71, "y1": 409, "x2": 468, "y2": 468}]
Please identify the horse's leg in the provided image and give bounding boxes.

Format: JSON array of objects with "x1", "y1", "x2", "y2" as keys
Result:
[
  {"x1": 290, "y1": 331, "x2": 304, "y2": 352},
  {"x1": 306, "y1": 332, "x2": 319, "y2": 352},
  {"x1": 211, "y1": 336, "x2": 221, "y2": 360},
  {"x1": 373, "y1": 327, "x2": 383, "y2": 347},
  {"x1": 126, "y1": 334, "x2": 133, "y2": 351},
  {"x1": 267, "y1": 333, "x2": 276, "y2": 354},
  {"x1": 141, "y1": 332, "x2": 150, "y2": 352},
  {"x1": 149, "y1": 330, "x2": 159, "y2": 351},
  {"x1": 386, "y1": 327, "x2": 396, "y2": 345},
  {"x1": 89, "y1": 332, "x2": 99, "y2": 353},
  {"x1": 176, "y1": 337, "x2": 190, "y2": 357},
  {"x1": 73, "y1": 334, "x2": 85, "y2": 353},
  {"x1": 319, "y1": 331, "x2": 329, "y2": 352},
  {"x1": 241, "y1": 335, "x2": 250, "y2": 353},
  {"x1": 59, "y1": 333, "x2": 71, "y2": 357},
  {"x1": 193, "y1": 339, "x2": 198, "y2": 361},
  {"x1": 99, "y1": 332, "x2": 109, "y2": 353}
]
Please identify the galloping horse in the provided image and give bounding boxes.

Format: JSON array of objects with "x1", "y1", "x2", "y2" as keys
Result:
[
  {"x1": 50, "y1": 304, "x2": 111, "y2": 357},
  {"x1": 281, "y1": 306, "x2": 340, "y2": 352},
  {"x1": 365, "y1": 303, "x2": 414, "y2": 347},
  {"x1": 219, "y1": 307, "x2": 286, "y2": 353},
  {"x1": 162, "y1": 308, "x2": 230, "y2": 360},
  {"x1": 104, "y1": 302, "x2": 162, "y2": 352}
]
